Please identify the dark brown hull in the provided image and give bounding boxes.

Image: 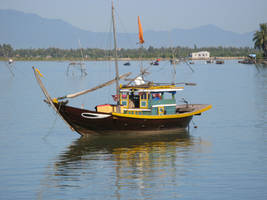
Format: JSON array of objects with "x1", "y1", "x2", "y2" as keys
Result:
[{"x1": 55, "y1": 103, "x2": 192, "y2": 136}]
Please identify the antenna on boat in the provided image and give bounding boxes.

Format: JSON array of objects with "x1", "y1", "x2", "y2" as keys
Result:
[{"x1": 112, "y1": 0, "x2": 120, "y2": 111}]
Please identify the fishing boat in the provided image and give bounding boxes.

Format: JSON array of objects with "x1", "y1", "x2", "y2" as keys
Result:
[
  {"x1": 123, "y1": 62, "x2": 131, "y2": 66},
  {"x1": 150, "y1": 58, "x2": 160, "y2": 66},
  {"x1": 216, "y1": 60, "x2": 224, "y2": 64},
  {"x1": 8, "y1": 58, "x2": 13, "y2": 65},
  {"x1": 33, "y1": 2, "x2": 211, "y2": 136}
]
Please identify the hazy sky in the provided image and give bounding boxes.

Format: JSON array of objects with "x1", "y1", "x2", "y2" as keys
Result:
[{"x1": 1, "y1": 0, "x2": 267, "y2": 33}]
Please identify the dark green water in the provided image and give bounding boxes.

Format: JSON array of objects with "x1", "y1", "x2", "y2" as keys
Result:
[{"x1": 0, "y1": 60, "x2": 266, "y2": 199}]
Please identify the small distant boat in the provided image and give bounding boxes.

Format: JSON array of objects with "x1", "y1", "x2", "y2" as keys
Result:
[
  {"x1": 216, "y1": 60, "x2": 224, "y2": 64},
  {"x1": 238, "y1": 54, "x2": 256, "y2": 64},
  {"x1": 150, "y1": 61, "x2": 159, "y2": 65},
  {"x1": 8, "y1": 59, "x2": 13, "y2": 65},
  {"x1": 123, "y1": 62, "x2": 131, "y2": 66},
  {"x1": 238, "y1": 59, "x2": 256, "y2": 64},
  {"x1": 150, "y1": 58, "x2": 160, "y2": 65},
  {"x1": 206, "y1": 60, "x2": 214, "y2": 64}
]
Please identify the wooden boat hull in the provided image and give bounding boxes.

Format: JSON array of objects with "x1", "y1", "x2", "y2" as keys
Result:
[{"x1": 54, "y1": 103, "x2": 210, "y2": 136}]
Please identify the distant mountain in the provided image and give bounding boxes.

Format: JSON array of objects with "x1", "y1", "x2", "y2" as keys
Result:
[
  {"x1": 0, "y1": 9, "x2": 254, "y2": 49},
  {"x1": 145, "y1": 25, "x2": 254, "y2": 48}
]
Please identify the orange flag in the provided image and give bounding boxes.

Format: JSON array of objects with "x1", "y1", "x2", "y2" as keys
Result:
[{"x1": 138, "y1": 16, "x2": 144, "y2": 44}]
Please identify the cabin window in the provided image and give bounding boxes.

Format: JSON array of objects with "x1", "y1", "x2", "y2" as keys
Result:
[
  {"x1": 133, "y1": 95, "x2": 140, "y2": 108},
  {"x1": 141, "y1": 101, "x2": 147, "y2": 107},
  {"x1": 121, "y1": 94, "x2": 127, "y2": 99},
  {"x1": 152, "y1": 93, "x2": 161, "y2": 100},
  {"x1": 120, "y1": 93, "x2": 128, "y2": 107},
  {"x1": 140, "y1": 93, "x2": 147, "y2": 100}
]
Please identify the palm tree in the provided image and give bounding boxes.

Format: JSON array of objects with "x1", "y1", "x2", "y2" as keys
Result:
[{"x1": 253, "y1": 23, "x2": 267, "y2": 58}]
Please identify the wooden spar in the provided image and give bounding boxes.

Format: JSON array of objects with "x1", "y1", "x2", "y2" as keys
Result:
[
  {"x1": 58, "y1": 72, "x2": 131, "y2": 100},
  {"x1": 32, "y1": 67, "x2": 75, "y2": 131},
  {"x1": 125, "y1": 74, "x2": 143, "y2": 86},
  {"x1": 153, "y1": 82, "x2": 197, "y2": 86},
  {"x1": 111, "y1": 1, "x2": 120, "y2": 110}
]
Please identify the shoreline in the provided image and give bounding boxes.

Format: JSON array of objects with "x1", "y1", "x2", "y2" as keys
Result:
[{"x1": 0, "y1": 56, "x2": 246, "y2": 62}]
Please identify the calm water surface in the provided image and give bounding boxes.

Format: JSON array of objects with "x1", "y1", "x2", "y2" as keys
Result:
[{"x1": 0, "y1": 60, "x2": 266, "y2": 199}]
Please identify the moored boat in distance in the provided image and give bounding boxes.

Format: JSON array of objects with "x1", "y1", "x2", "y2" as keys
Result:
[
  {"x1": 8, "y1": 58, "x2": 13, "y2": 64},
  {"x1": 216, "y1": 60, "x2": 224, "y2": 64},
  {"x1": 206, "y1": 59, "x2": 214, "y2": 64},
  {"x1": 123, "y1": 61, "x2": 131, "y2": 66},
  {"x1": 238, "y1": 54, "x2": 257, "y2": 64},
  {"x1": 33, "y1": 2, "x2": 211, "y2": 136},
  {"x1": 150, "y1": 58, "x2": 160, "y2": 65}
]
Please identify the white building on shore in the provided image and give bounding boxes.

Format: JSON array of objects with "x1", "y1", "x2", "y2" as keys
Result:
[{"x1": 190, "y1": 51, "x2": 210, "y2": 59}]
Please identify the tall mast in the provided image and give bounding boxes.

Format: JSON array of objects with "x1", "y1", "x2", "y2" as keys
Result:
[
  {"x1": 138, "y1": 16, "x2": 145, "y2": 78},
  {"x1": 112, "y1": 1, "x2": 120, "y2": 110}
]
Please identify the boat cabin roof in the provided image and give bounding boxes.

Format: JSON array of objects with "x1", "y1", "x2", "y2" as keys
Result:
[{"x1": 120, "y1": 85, "x2": 184, "y2": 93}]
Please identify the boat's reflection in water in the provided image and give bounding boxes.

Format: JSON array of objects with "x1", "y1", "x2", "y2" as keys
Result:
[
  {"x1": 56, "y1": 130, "x2": 193, "y2": 168},
  {"x1": 45, "y1": 130, "x2": 210, "y2": 198}
]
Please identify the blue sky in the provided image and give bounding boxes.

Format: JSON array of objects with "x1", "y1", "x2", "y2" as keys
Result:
[{"x1": 1, "y1": 0, "x2": 267, "y2": 33}]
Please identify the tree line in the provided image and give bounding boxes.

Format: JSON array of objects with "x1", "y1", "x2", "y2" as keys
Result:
[
  {"x1": 0, "y1": 43, "x2": 260, "y2": 60},
  {"x1": 253, "y1": 23, "x2": 267, "y2": 58}
]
